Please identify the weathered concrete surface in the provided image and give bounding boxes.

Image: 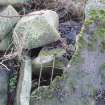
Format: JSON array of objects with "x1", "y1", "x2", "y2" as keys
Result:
[
  {"x1": 0, "y1": 69, "x2": 9, "y2": 105},
  {"x1": 16, "y1": 57, "x2": 32, "y2": 105},
  {"x1": 0, "y1": 5, "x2": 20, "y2": 40},
  {"x1": 30, "y1": 0, "x2": 105, "y2": 105},
  {"x1": 13, "y1": 10, "x2": 60, "y2": 49}
]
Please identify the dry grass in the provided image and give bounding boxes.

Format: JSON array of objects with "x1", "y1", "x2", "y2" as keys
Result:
[
  {"x1": 50, "y1": 55, "x2": 55, "y2": 83},
  {"x1": 38, "y1": 63, "x2": 43, "y2": 91}
]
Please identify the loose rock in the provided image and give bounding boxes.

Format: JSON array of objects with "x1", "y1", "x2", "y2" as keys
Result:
[
  {"x1": 13, "y1": 10, "x2": 60, "y2": 50},
  {"x1": 0, "y1": 5, "x2": 20, "y2": 40},
  {"x1": 32, "y1": 48, "x2": 66, "y2": 75}
]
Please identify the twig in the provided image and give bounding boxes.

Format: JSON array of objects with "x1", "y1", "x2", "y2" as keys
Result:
[
  {"x1": 0, "y1": 62, "x2": 10, "y2": 71},
  {"x1": 3, "y1": 40, "x2": 13, "y2": 56},
  {"x1": 50, "y1": 55, "x2": 55, "y2": 84},
  {"x1": 38, "y1": 63, "x2": 43, "y2": 91},
  {"x1": 0, "y1": 12, "x2": 44, "y2": 18},
  {"x1": 0, "y1": 52, "x2": 18, "y2": 61}
]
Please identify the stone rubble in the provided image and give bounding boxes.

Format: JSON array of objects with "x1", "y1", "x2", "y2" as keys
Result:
[
  {"x1": 13, "y1": 10, "x2": 60, "y2": 49},
  {"x1": 1, "y1": 1, "x2": 104, "y2": 105}
]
